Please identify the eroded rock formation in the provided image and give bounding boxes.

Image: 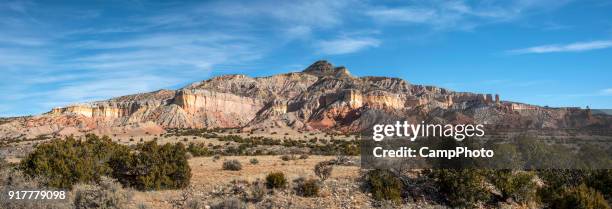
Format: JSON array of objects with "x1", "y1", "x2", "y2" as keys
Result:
[{"x1": 1, "y1": 60, "x2": 610, "y2": 139}]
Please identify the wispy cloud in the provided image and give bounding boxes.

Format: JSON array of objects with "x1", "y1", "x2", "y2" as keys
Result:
[
  {"x1": 316, "y1": 37, "x2": 381, "y2": 55},
  {"x1": 366, "y1": 8, "x2": 437, "y2": 24},
  {"x1": 0, "y1": 0, "x2": 363, "y2": 116},
  {"x1": 539, "y1": 88, "x2": 612, "y2": 98},
  {"x1": 205, "y1": 0, "x2": 350, "y2": 28},
  {"x1": 0, "y1": 0, "x2": 597, "y2": 116},
  {"x1": 365, "y1": 0, "x2": 572, "y2": 30},
  {"x1": 601, "y1": 88, "x2": 612, "y2": 96},
  {"x1": 509, "y1": 40, "x2": 612, "y2": 54}
]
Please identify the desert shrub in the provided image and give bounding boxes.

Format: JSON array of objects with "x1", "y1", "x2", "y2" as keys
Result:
[
  {"x1": 20, "y1": 134, "x2": 130, "y2": 189},
  {"x1": 363, "y1": 169, "x2": 404, "y2": 204},
  {"x1": 137, "y1": 202, "x2": 149, "y2": 209},
  {"x1": 314, "y1": 161, "x2": 333, "y2": 181},
  {"x1": 489, "y1": 143, "x2": 524, "y2": 169},
  {"x1": 211, "y1": 198, "x2": 247, "y2": 209},
  {"x1": 72, "y1": 176, "x2": 132, "y2": 209},
  {"x1": 249, "y1": 180, "x2": 267, "y2": 202},
  {"x1": 280, "y1": 155, "x2": 293, "y2": 161},
  {"x1": 250, "y1": 158, "x2": 259, "y2": 165},
  {"x1": 19, "y1": 135, "x2": 193, "y2": 191},
  {"x1": 223, "y1": 160, "x2": 242, "y2": 171},
  {"x1": 576, "y1": 144, "x2": 610, "y2": 169},
  {"x1": 550, "y1": 184, "x2": 610, "y2": 209},
  {"x1": 0, "y1": 169, "x2": 72, "y2": 209},
  {"x1": 517, "y1": 137, "x2": 576, "y2": 169},
  {"x1": 333, "y1": 155, "x2": 354, "y2": 166},
  {"x1": 538, "y1": 169, "x2": 589, "y2": 188},
  {"x1": 294, "y1": 177, "x2": 320, "y2": 197},
  {"x1": 428, "y1": 169, "x2": 490, "y2": 207},
  {"x1": 0, "y1": 157, "x2": 8, "y2": 170},
  {"x1": 537, "y1": 169, "x2": 590, "y2": 204},
  {"x1": 487, "y1": 170, "x2": 537, "y2": 203},
  {"x1": 266, "y1": 172, "x2": 287, "y2": 189},
  {"x1": 586, "y1": 170, "x2": 612, "y2": 201},
  {"x1": 299, "y1": 154, "x2": 309, "y2": 159},
  {"x1": 187, "y1": 142, "x2": 211, "y2": 157},
  {"x1": 172, "y1": 186, "x2": 196, "y2": 209},
  {"x1": 109, "y1": 141, "x2": 191, "y2": 190},
  {"x1": 186, "y1": 199, "x2": 205, "y2": 209},
  {"x1": 341, "y1": 143, "x2": 360, "y2": 156}
]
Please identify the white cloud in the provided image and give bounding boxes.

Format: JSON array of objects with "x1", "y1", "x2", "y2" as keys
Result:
[
  {"x1": 0, "y1": 8, "x2": 268, "y2": 116},
  {"x1": 207, "y1": 0, "x2": 350, "y2": 28},
  {"x1": 284, "y1": 25, "x2": 312, "y2": 40},
  {"x1": 316, "y1": 37, "x2": 380, "y2": 55},
  {"x1": 366, "y1": 8, "x2": 436, "y2": 23},
  {"x1": 509, "y1": 40, "x2": 612, "y2": 54},
  {"x1": 51, "y1": 75, "x2": 180, "y2": 103},
  {"x1": 365, "y1": 0, "x2": 573, "y2": 30},
  {"x1": 0, "y1": 0, "x2": 582, "y2": 116},
  {"x1": 601, "y1": 88, "x2": 612, "y2": 96},
  {"x1": 0, "y1": 34, "x2": 48, "y2": 46}
]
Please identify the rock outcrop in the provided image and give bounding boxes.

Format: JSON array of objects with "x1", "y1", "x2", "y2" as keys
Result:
[{"x1": 1, "y1": 60, "x2": 610, "y2": 139}]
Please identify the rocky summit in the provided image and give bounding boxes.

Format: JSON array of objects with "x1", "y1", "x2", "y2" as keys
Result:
[{"x1": 1, "y1": 60, "x2": 610, "y2": 139}]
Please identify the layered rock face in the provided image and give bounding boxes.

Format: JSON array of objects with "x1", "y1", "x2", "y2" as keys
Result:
[
  {"x1": 1, "y1": 60, "x2": 610, "y2": 139},
  {"x1": 174, "y1": 89, "x2": 264, "y2": 116}
]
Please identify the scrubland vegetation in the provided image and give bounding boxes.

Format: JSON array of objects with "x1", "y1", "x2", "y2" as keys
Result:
[
  {"x1": 0, "y1": 130, "x2": 610, "y2": 209},
  {"x1": 19, "y1": 134, "x2": 190, "y2": 190}
]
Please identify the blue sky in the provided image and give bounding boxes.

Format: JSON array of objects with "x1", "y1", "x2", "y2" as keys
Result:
[{"x1": 1, "y1": 0, "x2": 611, "y2": 117}]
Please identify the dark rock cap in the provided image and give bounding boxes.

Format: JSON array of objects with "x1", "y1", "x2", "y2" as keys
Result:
[{"x1": 303, "y1": 60, "x2": 351, "y2": 77}]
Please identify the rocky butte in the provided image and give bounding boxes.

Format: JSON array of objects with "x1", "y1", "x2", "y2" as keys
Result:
[{"x1": 1, "y1": 60, "x2": 610, "y2": 139}]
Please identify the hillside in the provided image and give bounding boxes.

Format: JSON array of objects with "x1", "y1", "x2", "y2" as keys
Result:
[{"x1": 1, "y1": 60, "x2": 610, "y2": 140}]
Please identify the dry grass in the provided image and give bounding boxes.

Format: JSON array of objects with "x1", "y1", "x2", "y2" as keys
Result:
[
  {"x1": 188, "y1": 155, "x2": 356, "y2": 190},
  {"x1": 129, "y1": 155, "x2": 362, "y2": 209}
]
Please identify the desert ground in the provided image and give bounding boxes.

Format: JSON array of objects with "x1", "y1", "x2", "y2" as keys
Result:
[{"x1": 128, "y1": 155, "x2": 371, "y2": 209}]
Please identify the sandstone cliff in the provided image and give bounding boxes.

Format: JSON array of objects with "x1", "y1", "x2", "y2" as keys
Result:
[{"x1": 1, "y1": 60, "x2": 610, "y2": 139}]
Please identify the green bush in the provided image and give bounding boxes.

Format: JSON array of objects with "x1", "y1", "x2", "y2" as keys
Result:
[
  {"x1": 341, "y1": 143, "x2": 360, "y2": 156},
  {"x1": 109, "y1": 141, "x2": 191, "y2": 190},
  {"x1": 429, "y1": 169, "x2": 490, "y2": 207},
  {"x1": 364, "y1": 169, "x2": 404, "y2": 204},
  {"x1": 517, "y1": 137, "x2": 576, "y2": 169},
  {"x1": 490, "y1": 143, "x2": 524, "y2": 169},
  {"x1": 537, "y1": 169, "x2": 590, "y2": 204},
  {"x1": 586, "y1": 170, "x2": 612, "y2": 202},
  {"x1": 187, "y1": 142, "x2": 211, "y2": 157},
  {"x1": 266, "y1": 172, "x2": 287, "y2": 189},
  {"x1": 487, "y1": 170, "x2": 537, "y2": 203},
  {"x1": 551, "y1": 184, "x2": 610, "y2": 209},
  {"x1": 20, "y1": 134, "x2": 129, "y2": 189},
  {"x1": 223, "y1": 160, "x2": 242, "y2": 171},
  {"x1": 20, "y1": 135, "x2": 191, "y2": 190},
  {"x1": 294, "y1": 177, "x2": 320, "y2": 197}
]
